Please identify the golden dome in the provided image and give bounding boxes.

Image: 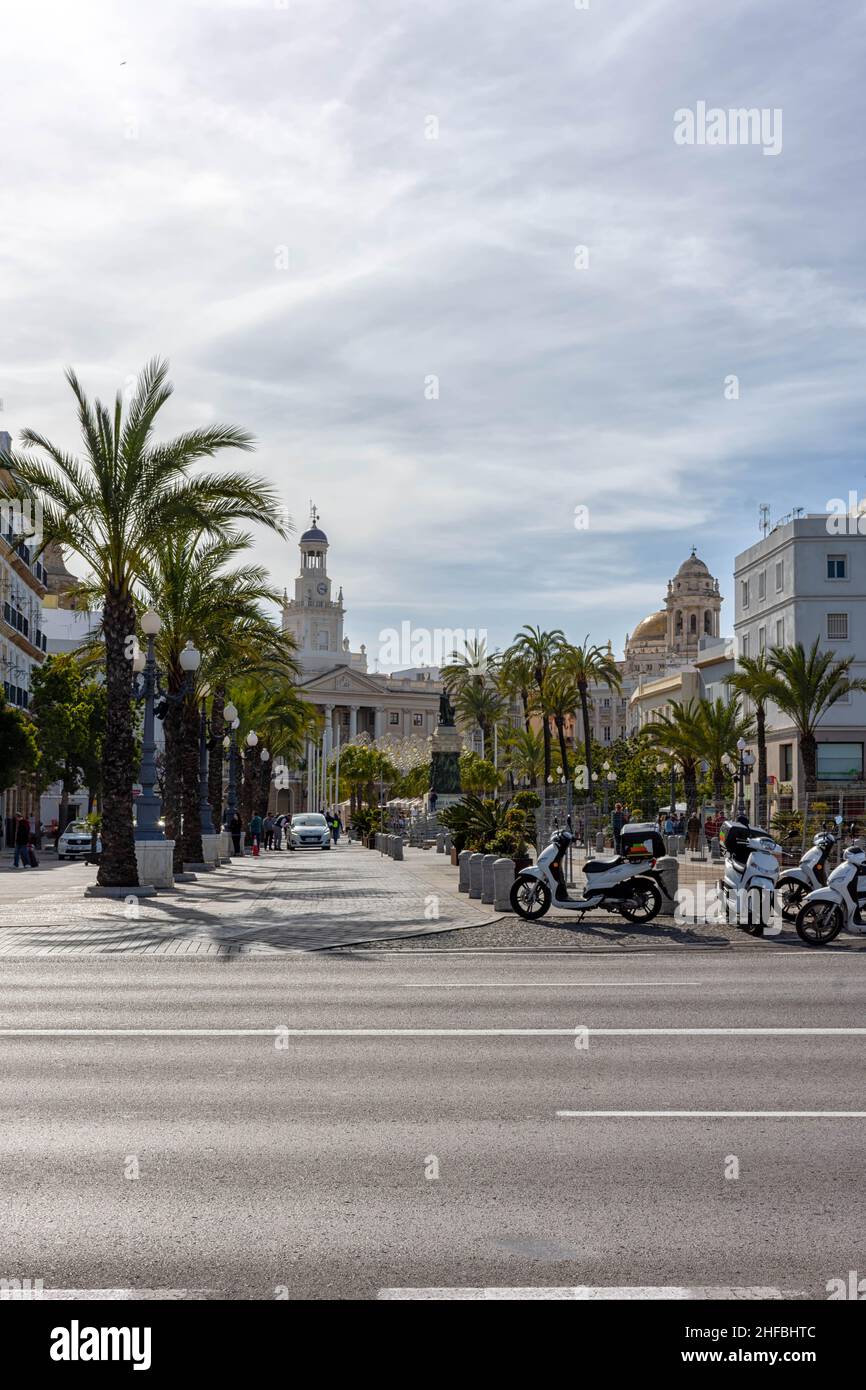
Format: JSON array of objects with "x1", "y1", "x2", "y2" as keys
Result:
[{"x1": 629, "y1": 610, "x2": 667, "y2": 644}]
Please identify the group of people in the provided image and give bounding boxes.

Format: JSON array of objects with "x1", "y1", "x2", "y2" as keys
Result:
[
  {"x1": 221, "y1": 809, "x2": 344, "y2": 855},
  {"x1": 8, "y1": 814, "x2": 41, "y2": 868},
  {"x1": 660, "y1": 809, "x2": 715, "y2": 850}
]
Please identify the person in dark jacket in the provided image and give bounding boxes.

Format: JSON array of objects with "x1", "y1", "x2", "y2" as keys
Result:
[
  {"x1": 14, "y1": 815, "x2": 31, "y2": 868},
  {"x1": 228, "y1": 811, "x2": 242, "y2": 856},
  {"x1": 611, "y1": 803, "x2": 625, "y2": 854}
]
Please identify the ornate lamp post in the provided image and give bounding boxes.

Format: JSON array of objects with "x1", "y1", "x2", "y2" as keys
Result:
[
  {"x1": 223, "y1": 702, "x2": 239, "y2": 822},
  {"x1": 736, "y1": 737, "x2": 755, "y2": 820},
  {"x1": 197, "y1": 682, "x2": 216, "y2": 837},
  {"x1": 131, "y1": 608, "x2": 165, "y2": 841}
]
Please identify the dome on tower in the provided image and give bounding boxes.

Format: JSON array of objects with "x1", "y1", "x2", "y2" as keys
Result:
[
  {"x1": 676, "y1": 548, "x2": 710, "y2": 577},
  {"x1": 300, "y1": 525, "x2": 328, "y2": 543}
]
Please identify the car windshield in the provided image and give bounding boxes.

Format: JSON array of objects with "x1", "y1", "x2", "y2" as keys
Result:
[
  {"x1": 292, "y1": 815, "x2": 327, "y2": 826},
  {"x1": 64, "y1": 823, "x2": 90, "y2": 834}
]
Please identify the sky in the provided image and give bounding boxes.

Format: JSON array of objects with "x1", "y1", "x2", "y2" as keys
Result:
[{"x1": 2, "y1": 0, "x2": 865, "y2": 670}]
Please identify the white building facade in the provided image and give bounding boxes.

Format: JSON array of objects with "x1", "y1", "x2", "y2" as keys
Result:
[{"x1": 734, "y1": 515, "x2": 866, "y2": 806}]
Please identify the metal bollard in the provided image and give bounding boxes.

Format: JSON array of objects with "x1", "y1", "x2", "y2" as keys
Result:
[
  {"x1": 392, "y1": 837, "x2": 403, "y2": 861},
  {"x1": 436, "y1": 833, "x2": 445, "y2": 854},
  {"x1": 469, "y1": 853, "x2": 484, "y2": 899},
  {"x1": 458, "y1": 850, "x2": 472, "y2": 892},
  {"x1": 481, "y1": 854, "x2": 496, "y2": 904},
  {"x1": 493, "y1": 857, "x2": 515, "y2": 911}
]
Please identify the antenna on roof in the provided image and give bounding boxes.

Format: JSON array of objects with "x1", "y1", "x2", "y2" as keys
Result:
[{"x1": 759, "y1": 503, "x2": 770, "y2": 537}]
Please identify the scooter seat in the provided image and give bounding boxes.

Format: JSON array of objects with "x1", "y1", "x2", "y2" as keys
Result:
[{"x1": 585, "y1": 856, "x2": 624, "y2": 873}]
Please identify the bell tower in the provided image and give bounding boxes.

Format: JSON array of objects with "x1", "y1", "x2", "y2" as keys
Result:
[
  {"x1": 281, "y1": 503, "x2": 346, "y2": 669},
  {"x1": 665, "y1": 548, "x2": 722, "y2": 660}
]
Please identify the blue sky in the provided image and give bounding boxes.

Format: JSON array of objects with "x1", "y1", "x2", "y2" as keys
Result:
[{"x1": 2, "y1": 0, "x2": 865, "y2": 667}]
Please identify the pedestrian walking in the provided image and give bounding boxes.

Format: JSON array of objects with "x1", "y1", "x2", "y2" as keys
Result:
[
  {"x1": 14, "y1": 815, "x2": 32, "y2": 869},
  {"x1": 612, "y1": 802, "x2": 625, "y2": 854},
  {"x1": 330, "y1": 812, "x2": 342, "y2": 845},
  {"x1": 249, "y1": 812, "x2": 263, "y2": 856},
  {"x1": 687, "y1": 811, "x2": 701, "y2": 851},
  {"x1": 263, "y1": 813, "x2": 274, "y2": 850},
  {"x1": 228, "y1": 810, "x2": 242, "y2": 856}
]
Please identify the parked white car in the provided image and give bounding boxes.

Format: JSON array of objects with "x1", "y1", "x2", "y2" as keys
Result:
[
  {"x1": 57, "y1": 821, "x2": 101, "y2": 859},
  {"x1": 290, "y1": 813, "x2": 331, "y2": 849}
]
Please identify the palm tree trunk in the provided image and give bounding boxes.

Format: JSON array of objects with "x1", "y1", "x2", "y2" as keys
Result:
[
  {"x1": 579, "y1": 685, "x2": 593, "y2": 796},
  {"x1": 163, "y1": 695, "x2": 184, "y2": 873},
  {"x1": 521, "y1": 690, "x2": 530, "y2": 733},
  {"x1": 242, "y1": 747, "x2": 255, "y2": 839},
  {"x1": 180, "y1": 696, "x2": 203, "y2": 865},
  {"x1": 555, "y1": 715, "x2": 570, "y2": 781},
  {"x1": 683, "y1": 761, "x2": 697, "y2": 819},
  {"x1": 800, "y1": 733, "x2": 818, "y2": 798},
  {"x1": 97, "y1": 588, "x2": 139, "y2": 887},
  {"x1": 756, "y1": 703, "x2": 767, "y2": 826},
  {"x1": 208, "y1": 685, "x2": 226, "y2": 828}
]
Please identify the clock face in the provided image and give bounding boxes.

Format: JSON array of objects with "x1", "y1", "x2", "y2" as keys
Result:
[{"x1": 316, "y1": 582, "x2": 327, "y2": 595}]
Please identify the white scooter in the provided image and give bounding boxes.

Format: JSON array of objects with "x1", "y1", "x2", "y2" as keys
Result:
[
  {"x1": 795, "y1": 844, "x2": 866, "y2": 945},
  {"x1": 510, "y1": 823, "x2": 666, "y2": 924},
  {"x1": 719, "y1": 817, "x2": 783, "y2": 934},
  {"x1": 775, "y1": 825, "x2": 837, "y2": 921}
]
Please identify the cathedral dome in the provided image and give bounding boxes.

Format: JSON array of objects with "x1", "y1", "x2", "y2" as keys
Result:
[
  {"x1": 630, "y1": 610, "x2": 666, "y2": 644},
  {"x1": 301, "y1": 525, "x2": 328, "y2": 543}
]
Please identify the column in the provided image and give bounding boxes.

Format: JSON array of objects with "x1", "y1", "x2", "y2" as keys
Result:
[
  {"x1": 374, "y1": 706, "x2": 384, "y2": 740},
  {"x1": 349, "y1": 705, "x2": 358, "y2": 740}
]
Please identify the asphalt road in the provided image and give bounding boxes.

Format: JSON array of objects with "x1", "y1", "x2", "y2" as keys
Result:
[{"x1": 0, "y1": 948, "x2": 863, "y2": 1300}]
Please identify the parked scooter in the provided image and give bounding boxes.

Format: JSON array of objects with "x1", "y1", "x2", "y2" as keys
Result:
[
  {"x1": 719, "y1": 816, "x2": 783, "y2": 934},
  {"x1": 795, "y1": 844, "x2": 866, "y2": 945},
  {"x1": 775, "y1": 825, "x2": 838, "y2": 921},
  {"x1": 510, "y1": 823, "x2": 666, "y2": 924}
]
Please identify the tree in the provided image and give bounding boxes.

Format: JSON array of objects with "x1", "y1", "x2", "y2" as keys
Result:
[
  {"x1": 505, "y1": 626, "x2": 565, "y2": 783},
  {"x1": 767, "y1": 639, "x2": 866, "y2": 797},
  {"x1": 0, "y1": 693, "x2": 39, "y2": 800},
  {"x1": 727, "y1": 653, "x2": 777, "y2": 826},
  {"x1": 29, "y1": 653, "x2": 105, "y2": 832},
  {"x1": 561, "y1": 638, "x2": 622, "y2": 798},
  {"x1": 3, "y1": 360, "x2": 285, "y2": 886},
  {"x1": 501, "y1": 727, "x2": 544, "y2": 789},
  {"x1": 459, "y1": 750, "x2": 501, "y2": 795},
  {"x1": 497, "y1": 648, "x2": 534, "y2": 732},
  {"x1": 641, "y1": 699, "x2": 704, "y2": 817},
  {"x1": 443, "y1": 639, "x2": 504, "y2": 755},
  {"x1": 694, "y1": 697, "x2": 756, "y2": 818}
]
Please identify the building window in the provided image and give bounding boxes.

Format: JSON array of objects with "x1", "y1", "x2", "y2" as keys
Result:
[
  {"x1": 775, "y1": 561, "x2": 783, "y2": 592},
  {"x1": 602, "y1": 697, "x2": 610, "y2": 708},
  {"x1": 816, "y1": 743, "x2": 863, "y2": 781},
  {"x1": 780, "y1": 743, "x2": 793, "y2": 781},
  {"x1": 741, "y1": 633, "x2": 749, "y2": 658},
  {"x1": 758, "y1": 626, "x2": 766, "y2": 651},
  {"x1": 758, "y1": 570, "x2": 766, "y2": 600},
  {"x1": 389, "y1": 711, "x2": 400, "y2": 725},
  {"x1": 689, "y1": 613, "x2": 697, "y2": 634},
  {"x1": 775, "y1": 619, "x2": 784, "y2": 646},
  {"x1": 827, "y1": 612, "x2": 849, "y2": 641},
  {"x1": 741, "y1": 580, "x2": 749, "y2": 608},
  {"x1": 603, "y1": 726, "x2": 611, "y2": 742},
  {"x1": 413, "y1": 712, "x2": 423, "y2": 727},
  {"x1": 827, "y1": 554, "x2": 847, "y2": 580},
  {"x1": 704, "y1": 610, "x2": 712, "y2": 634}
]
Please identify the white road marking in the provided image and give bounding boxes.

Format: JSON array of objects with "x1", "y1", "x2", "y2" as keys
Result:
[
  {"x1": 400, "y1": 981, "x2": 703, "y2": 988},
  {"x1": 556, "y1": 1110, "x2": 866, "y2": 1119},
  {"x1": 2, "y1": 1289, "x2": 212, "y2": 1301},
  {"x1": 0, "y1": 1027, "x2": 864, "y2": 1037},
  {"x1": 378, "y1": 1285, "x2": 808, "y2": 1300}
]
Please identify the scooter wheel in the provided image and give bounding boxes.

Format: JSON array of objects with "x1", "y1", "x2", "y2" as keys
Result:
[
  {"x1": 795, "y1": 902, "x2": 843, "y2": 946},
  {"x1": 778, "y1": 881, "x2": 807, "y2": 922},
  {"x1": 619, "y1": 881, "x2": 663, "y2": 923},
  {"x1": 510, "y1": 876, "x2": 551, "y2": 921}
]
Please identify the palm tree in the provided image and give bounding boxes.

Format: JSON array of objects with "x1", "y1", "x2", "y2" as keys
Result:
[
  {"x1": 767, "y1": 639, "x2": 866, "y2": 797},
  {"x1": 497, "y1": 649, "x2": 534, "y2": 732},
  {"x1": 727, "y1": 653, "x2": 777, "y2": 826},
  {"x1": 694, "y1": 697, "x2": 756, "y2": 818},
  {"x1": 641, "y1": 699, "x2": 703, "y2": 817},
  {"x1": 452, "y1": 681, "x2": 505, "y2": 756},
  {"x1": 562, "y1": 638, "x2": 622, "y2": 796},
  {"x1": 541, "y1": 663, "x2": 583, "y2": 782},
  {"x1": 2, "y1": 359, "x2": 284, "y2": 886},
  {"x1": 443, "y1": 639, "x2": 503, "y2": 757},
  {"x1": 505, "y1": 626, "x2": 565, "y2": 783},
  {"x1": 501, "y1": 728, "x2": 544, "y2": 789}
]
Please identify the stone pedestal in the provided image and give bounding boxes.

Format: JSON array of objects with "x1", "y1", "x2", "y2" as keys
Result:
[
  {"x1": 481, "y1": 854, "x2": 496, "y2": 904},
  {"x1": 458, "y1": 849, "x2": 472, "y2": 892},
  {"x1": 201, "y1": 833, "x2": 221, "y2": 868},
  {"x1": 469, "y1": 853, "x2": 484, "y2": 899},
  {"x1": 134, "y1": 838, "x2": 175, "y2": 890},
  {"x1": 493, "y1": 857, "x2": 516, "y2": 911},
  {"x1": 430, "y1": 722, "x2": 462, "y2": 807},
  {"x1": 219, "y1": 830, "x2": 233, "y2": 861},
  {"x1": 655, "y1": 855, "x2": 679, "y2": 914}
]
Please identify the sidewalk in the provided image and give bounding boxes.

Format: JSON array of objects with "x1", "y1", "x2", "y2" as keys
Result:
[{"x1": 0, "y1": 842, "x2": 502, "y2": 956}]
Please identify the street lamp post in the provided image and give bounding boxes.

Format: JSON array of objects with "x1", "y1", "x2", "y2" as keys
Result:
[
  {"x1": 132, "y1": 609, "x2": 164, "y2": 841},
  {"x1": 197, "y1": 683, "x2": 216, "y2": 837},
  {"x1": 223, "y1": 703, "x2": 239, "y2": 822},
  {"x1": 736, "y1": 737, "x2": 755, "y2": 820}
]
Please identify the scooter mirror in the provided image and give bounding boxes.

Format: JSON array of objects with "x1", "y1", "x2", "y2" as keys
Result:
[{"x1": 835, "y1": 815, "x2": 844, "y2": 825}]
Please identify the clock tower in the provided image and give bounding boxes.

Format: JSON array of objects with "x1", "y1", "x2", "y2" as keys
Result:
[{"x1": 281, "y1": 504, "x2": 348, "y2": 672}]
